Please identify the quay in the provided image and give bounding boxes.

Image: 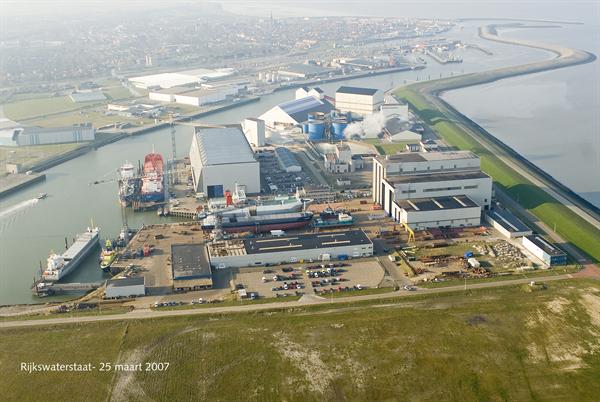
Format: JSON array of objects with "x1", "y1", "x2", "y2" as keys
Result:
[{"x1": 0, "y1": 173, "x2": 46, "y2": 199}]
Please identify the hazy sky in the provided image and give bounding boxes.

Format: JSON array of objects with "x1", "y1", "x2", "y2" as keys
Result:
[{"x1": 0, "y1": 0, "x2": 598, "y2": 24}]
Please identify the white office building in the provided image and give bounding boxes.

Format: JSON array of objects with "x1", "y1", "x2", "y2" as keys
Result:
[{"x1": 189, "y1": 127, "x2": 260, "y2": 197}]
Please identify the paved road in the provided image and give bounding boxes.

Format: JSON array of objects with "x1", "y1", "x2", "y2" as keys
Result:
[{"x1": 0, "y1": 274, "x2": 573, "y2": 329}]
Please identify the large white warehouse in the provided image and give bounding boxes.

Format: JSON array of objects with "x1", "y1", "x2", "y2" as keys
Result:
[
  {"x1": 373, "y1": 150, "x2": 492, "y2": 229},
  {"x1": 189, "y1": 127, "x2": 260, "y2": 197},
  {"x1": 335, "y1": 86, "x2": 383, "y2": 116}
]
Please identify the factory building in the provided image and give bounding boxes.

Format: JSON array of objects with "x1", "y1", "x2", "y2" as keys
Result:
[
  {"x1": 171, "y1": 244, "x2": 213, "y2": 291},
  {"x1": 323, "y1": 143, "x2": 361, "y2": 174},
  {"x1": 189, "y1": 127, "x2": 260, "y2": 197},
  {"x1": 129, "y1": 68, "x2": 236, "y2": 89},
  {"x1": 208, "y1": 230, "x2": 373, "y2": 268},
  {"x1": 522, "y1": 235, "x2": 567, "y2": 266},
  {"x1": 485, "y1": 209, "x2": 533, "y2": 239},
  {"x1": 149, "y1": 85, "x2": 238, "y2": 106},
  {"x1": 0, "y1": 120, "x2": 95, "y2": 147},
  {"x1": 380, "y1": 103, "x2": 409, "y2": 121},
  {"x1": 241, "y1": 118, "x2": 266, "y2": 147},
  {"x1": 335, "y1": 86, "x2": 383, "y2": 116},
  {"x1": 277, "y1": 63, "x2": 333, "y2": 79},
  {"x1": 296, "y1": 86, "x2": 324, "y2": 100},
  {"x1": 396, "y1": 196, "x2": 482, "y2": 230},
  {"x1": 274, "y1": 147, "x2": 302, "y2": 172},
  {"x1": 104, "y1": 277, "x2": 146, "y2": 299},
  {"x1": 258, "y1": 96, "x2": 333, "y2": 128},
  {"x1": 373, "y1": 151, "x2": 492, "y2": 229}
]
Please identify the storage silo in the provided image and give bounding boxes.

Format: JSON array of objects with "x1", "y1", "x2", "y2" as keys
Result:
[
  {"x1": 308, "y1": 120, "x2": 325, "y2": 140},
  {"x1": 332, "y1": 119, "x2": 348, "y2": 140},
  {"x1": 302, "y1": 123, "x2": 309, "y2": 133}
]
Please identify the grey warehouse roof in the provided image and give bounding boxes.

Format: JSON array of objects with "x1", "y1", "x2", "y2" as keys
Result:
[
  {"x1": 336, "y1": 86, "x2": 379, "y2": 96},
  {"x1": 525, "y1": 235, "x2": 566, "y2": 256},
  {"x1": 171, "y1": 244, "x2": 212, "y2": 279},
  {"x1": 278, "y1": 96, "x2": 333, "y2": 123},
  {"x1": 397, "y1": 195, "x2": 478, "y2": 212},
  {"x1": 384, "y1": 170, "x2": 490, "y2": 185},
  {"x1": 487, "y1": 209, "x2": 531, "y2": 233},
  {"x1": 106, "y1": 277, "x2": 145, "y2": 287},
  {"x1": 244, "y1": 230, "x2": 372, "y2": 255},
  {"x1": 193, "y1": 127, "x2": 256, "y2": 166},
  {"x1": 275, "y1": 147, "x2": 301, "y2": 169}
]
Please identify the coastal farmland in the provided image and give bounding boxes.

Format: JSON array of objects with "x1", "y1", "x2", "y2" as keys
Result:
[
  {"x1": 1, "y1": 280, "x2": 600, "y2": 401},
  {"x1": 395, "y1": 85, "x2": 600, "y2": 264}
]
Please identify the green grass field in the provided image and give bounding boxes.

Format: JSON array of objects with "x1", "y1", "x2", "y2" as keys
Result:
[
  {"x1": 361, "y1": 139, "x2": 413, "y2": 155},
  {"x1": 2, "y1": 96, "x2": 103, "y2": 121},
  {"x1": 395, "y1": 86, "x2": 600, "y2": 263},
  {"x1": 1, "y1": 280, "x2": 599, "y2": 401}
]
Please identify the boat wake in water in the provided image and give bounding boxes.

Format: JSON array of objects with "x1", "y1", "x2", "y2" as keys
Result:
[{"x1": 0, "y1": 198, "x2": 39, "y2": 235}]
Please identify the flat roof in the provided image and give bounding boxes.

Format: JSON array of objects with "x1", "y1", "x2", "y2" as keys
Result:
[
  {"x1": 107, "y1": 276, "x2": 145, "y2": 287},
  {"x1": 397, "y1": 195, "x2": 479, "y2": 212},
  {"x1": 193, "y1": 127, "x2": 256, "y2": 166},
  {"x1": 171, "y1": 244, "x2": 212, "y2": 279},
  {"x1": 336, "y1": 86, "x2": 379, "y2": 96},
  {"x1": 385, "y1": 170, "x2": 489, "y2": 185},
  {"x1": 486, "y1": 209, "x2": 531, "y2": 233},
  {"x1": 244, "y1": 230, "x2": 372, "y2": 255},
  {"x1": 277, "y1": 96, "x2": 333, "y2": 124},
  {"x1": 377, "y1": 150, "x2": 478, "y2": 165},
  {"x1": 525, "y1": 235, "x2": 566, "y2": 256}
]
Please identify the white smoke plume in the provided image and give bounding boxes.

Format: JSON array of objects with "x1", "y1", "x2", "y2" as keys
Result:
[{"x1": 344, "y1": 112, "x2": 386, "y2": 139}]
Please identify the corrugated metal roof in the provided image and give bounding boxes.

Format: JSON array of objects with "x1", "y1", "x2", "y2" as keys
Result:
[
  {"x1": 278, "y1": 96, "x2": 333, "y2": 123},
  {"x1": 194, "y1": 127, "x2": 256, "y2": 166}
]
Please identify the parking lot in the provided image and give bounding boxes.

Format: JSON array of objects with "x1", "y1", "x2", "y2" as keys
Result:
[
  {"x1": 256, "y1": 149, "x2": 315, "y2": 194},
  {"x1": 232, "y1": 259, "x2": 385, "y2": 299}
]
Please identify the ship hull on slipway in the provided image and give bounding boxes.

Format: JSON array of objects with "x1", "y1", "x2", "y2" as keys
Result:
[
  {"x1": 140, "y1": 153, "x2": 165, "y2": 203},
  {"x1": 202, "y1": 212, "x2": 313, "y2": 233}
]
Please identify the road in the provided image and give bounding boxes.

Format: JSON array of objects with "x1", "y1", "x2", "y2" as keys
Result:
[{"x1": 0, "y1": 273, "x2": 573, "y2": 329}]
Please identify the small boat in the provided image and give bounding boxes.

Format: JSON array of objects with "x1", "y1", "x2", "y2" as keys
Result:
[
  {"x1": 99, "y1": 249, "x2": 117, "y2": 272},
  {"x1": 37, "y1": 193, "x2": 48, "y2": 200}
]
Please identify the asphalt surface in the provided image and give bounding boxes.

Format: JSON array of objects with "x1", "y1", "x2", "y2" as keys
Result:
[{"x1": 0, "y1": 274, "x2": 573, "y2": 329}]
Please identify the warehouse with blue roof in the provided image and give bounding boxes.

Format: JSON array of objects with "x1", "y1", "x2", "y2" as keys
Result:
[{"x1": 259, "y1": 96, "x2": 333, "y2": 128}]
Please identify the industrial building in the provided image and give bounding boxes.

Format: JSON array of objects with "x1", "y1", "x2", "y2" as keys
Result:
[
  {"x1": 335, "y1": 86, "x2": 383, "y2": 116},
  {"x1": 274, "y1": 147, "x2": 302, "y2": 172},
  {"x1": 485, "y1": 209, "x2": 533, "y2": 238},
  {"x1": 396, "y1": 196, "x2": 482, "y2": 230},
  {"x1": 189, "y1": 127, "x2": 260, "y2": 197},
  {"x1": 104, "y1": 277, "x2": 146, "y2": 299},
  {"x1": 295, "y1": 86, "x2": 324, "y2": 100},
  {"x1": 277, "y1": 63, "x2": 333, "y2": 79},
  {"x1": 0, "y1": 120, "x2": 95, "y2": 146},
  {"x1": 323, "y1": 143, "x2": 361, "y2": 173},
  {"x1": 522, "y1": 235, "x2": 567, "y2": 266},
  {"x1": 129, "y1": 68, "x2": 236, "y2": 89},
  {"x1": 171, "y1": 244, "x2": 213, "y2": 291},
  {"x1": 148, "y1": 85, "x2": 238, "y2": 106},
  {"x1": 373, "y1": 151, "x2": 492, "y2": 229},
  {"x1": 208, "y1": 230, "x2": 373, "y2": 268},
  {"x1": 241, "y1": 118, "x2": 266, "y2": 147},
  {"x1": 258, "y1": 96, "x2": 333, "y2": 128}
]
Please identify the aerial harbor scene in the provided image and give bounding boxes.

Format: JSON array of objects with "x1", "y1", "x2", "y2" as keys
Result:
[{"x1": 0, "y1": 1, "x2": 599, "y2": 401}]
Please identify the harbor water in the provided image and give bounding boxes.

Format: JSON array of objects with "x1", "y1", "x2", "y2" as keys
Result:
[{"x1": 0, "y1": 22, "x2": 595, "y2": 305}]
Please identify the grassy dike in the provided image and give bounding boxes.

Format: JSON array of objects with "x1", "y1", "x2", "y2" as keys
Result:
[
  {"x1": 395, "y1": 86, "x2": 600, "y2": 263},
  {"x1": 1, "y1": 280, "x2": 600, "y2": 401}
]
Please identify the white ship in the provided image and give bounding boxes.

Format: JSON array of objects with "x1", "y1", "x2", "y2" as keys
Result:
[
  {"x1": 219, "y1": 196, "x2": 313, "y2": 218},
  {"x1": 42, "y1": 226, "x2": 100, "y2": 281}
]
